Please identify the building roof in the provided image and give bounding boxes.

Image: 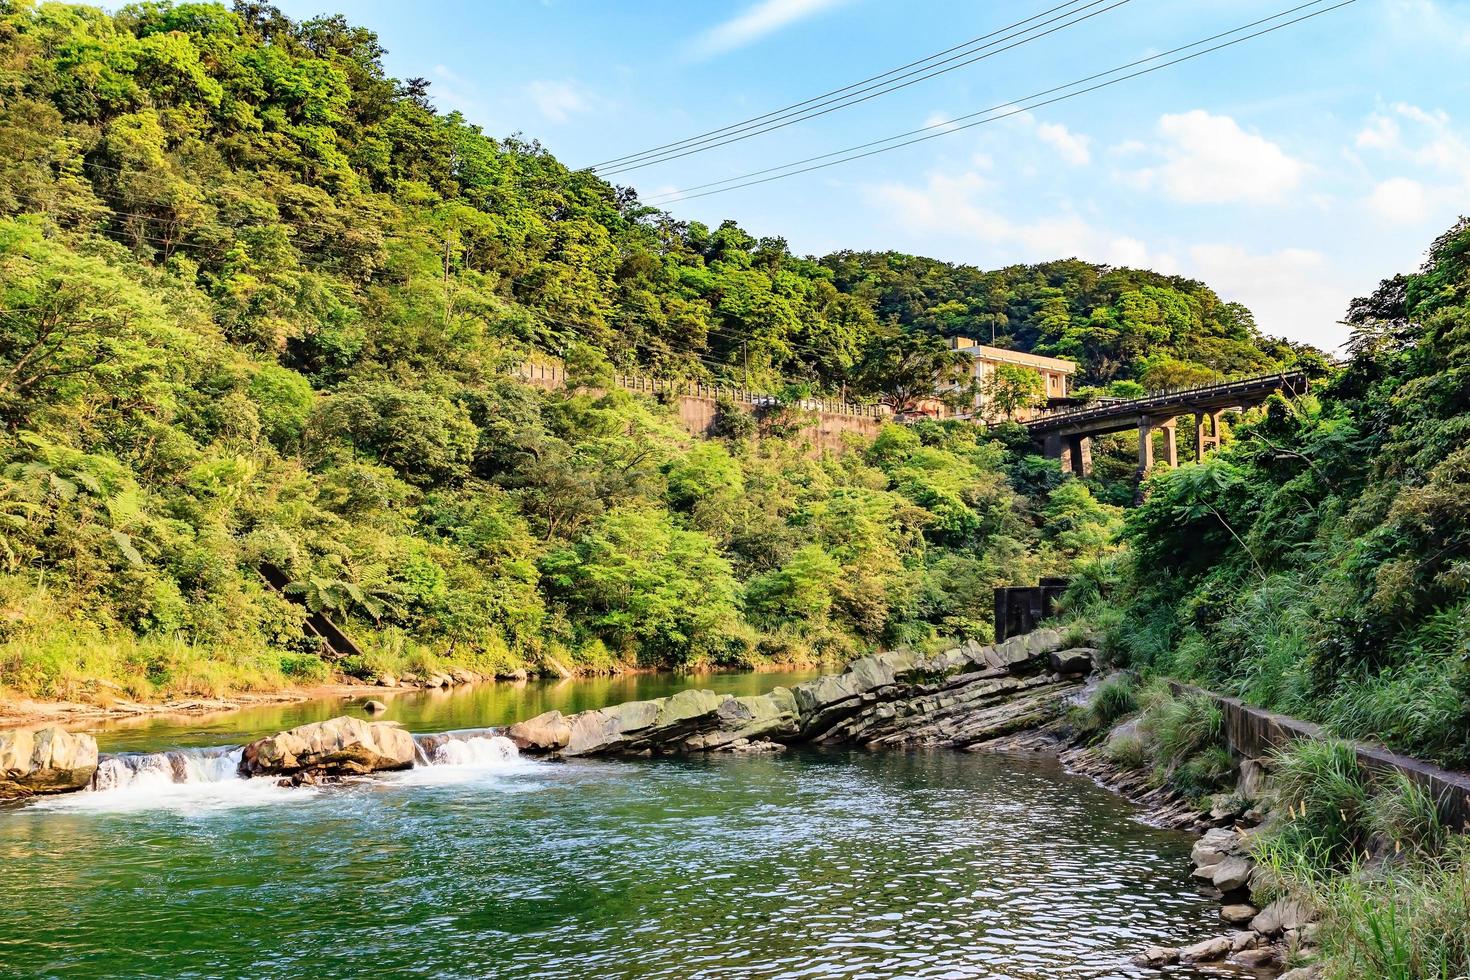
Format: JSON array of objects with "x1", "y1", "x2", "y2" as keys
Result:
[{"x1": 955, "y1": 341, "x2": 1078, "y2": 375}]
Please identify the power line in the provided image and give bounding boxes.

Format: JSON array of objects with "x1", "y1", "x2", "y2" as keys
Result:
[
  {"x1": 647, "y1": 0, "x2": 1355, "y2": 205},
  {"x1": 593, "y1": 0, "x2": 1128, "y2": 178},
  {"x1": 587, "y1": 0, "x2": 1096, "y2": 171}
]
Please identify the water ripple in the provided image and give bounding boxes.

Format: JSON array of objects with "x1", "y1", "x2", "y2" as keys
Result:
[{"x1": 1, "y1": 749, "x2": 1231, "y2": 979}]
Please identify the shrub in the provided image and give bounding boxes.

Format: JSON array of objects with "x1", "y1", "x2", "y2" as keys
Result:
[
  {"x1": 1368, "y1": 772, "x2": 1448, "y2": 859},
  {"x1": 1144, "y1": 691, "x2": 1223, "y2": 768},
  {"x1": 279, "y1": 652, "x2": 331, "y2": 682},
  {"x1": 1104, "y1": 731, "x2": 1147, "y2": 770},
  {"x1": 1267, "y1": 739, "x2": 1373, "y2": 868},
  {"x1": 1092, "y1": 673, "x2": 1139, "y2": 728},
  {"x1": 1175, "y1": 745, "x2": 1235, "y2": 798}
]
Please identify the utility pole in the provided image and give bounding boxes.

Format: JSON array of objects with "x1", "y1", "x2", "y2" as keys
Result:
[{"x1": 742, "y1": 341, "x2": 749, "y2": 386}]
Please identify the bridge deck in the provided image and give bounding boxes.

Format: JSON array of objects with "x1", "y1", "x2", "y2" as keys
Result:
[{"x1": 1025, "y1": 370, "x2": 1309, "y2": 437}]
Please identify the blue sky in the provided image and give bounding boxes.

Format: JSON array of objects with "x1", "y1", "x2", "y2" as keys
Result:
[{"x1": 273, "y1": 0, "x2": 1470, "y2": 352}]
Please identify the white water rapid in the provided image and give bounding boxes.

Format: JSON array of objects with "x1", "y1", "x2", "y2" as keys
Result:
[{"x1": 32, "y1": 731, "x2": 526, "y2": 811}]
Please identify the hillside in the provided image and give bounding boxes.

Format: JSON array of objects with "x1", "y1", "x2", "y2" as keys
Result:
[
  {"x1": 1088, "y1": 217, "x2": 1470, "y2": 769},
  {"x1": 0, "y1": 1, "x2": 1300, "y2": 701}
]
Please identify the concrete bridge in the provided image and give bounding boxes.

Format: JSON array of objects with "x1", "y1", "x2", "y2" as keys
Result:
[{"x1": 1026, "y1": 371, "x2": 1310, "y2": 481}]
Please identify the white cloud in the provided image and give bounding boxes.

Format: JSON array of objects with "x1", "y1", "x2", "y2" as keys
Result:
[
  {"x1": 1353, "y1": 104, "x2": 1470, "y2": 224},
  {"x1": 1109, "y1": 139, "x2": 1149, "y2": 157},
  {"x1": 1035, "y1": 121, "x2": 1091, "y2": 166},
  {"x1": 1355, "y1": 114, "x2": 1400, "y2": 150},
  {"x1": 430, "y1": 64, "x2": 484, "y2": 118},
  {"x1": 525, "y1": 80, "x2": 591, "y2": 123},
  {"x1": 863, "y1": 171, "x2": 1168, "y2": 270},
  {"x1": 1129, "y1": 110, "x2": 1307, "y2": 204},
  {"x1": 1005, "y1": 111, "x2": 1091, "y2": 166},
  {"x1": 1389, "y1": 103, "x2": 1470, "y2": 178},
  {"x1": 922, "y1": 111, "x2": 961, "y2": 134},
  {"x1": 687, "y1": 0, "x2": 845, "y2": 59},
  {"x1": 1186, "y1": 244, "x2": 1350, "y2": 351},
  {"x1": 1368, "y1": 177, "x2": 1431, "y2": 223}
]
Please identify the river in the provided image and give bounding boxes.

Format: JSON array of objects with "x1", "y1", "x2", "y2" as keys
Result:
[{"x1": 1, "y1": 673, "x2": 1231, "y2": 979}]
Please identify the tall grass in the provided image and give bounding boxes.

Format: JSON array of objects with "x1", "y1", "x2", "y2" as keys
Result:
[
  {"x1": 1084, "y1": 679, "x2": 1234, "y2": 799},
  {"x1": 1250, "y1": 739, "x2": 1469, "y2": 979},
  {"x1": 1315, "y1": 840, "x2": 1470, "y2": 980},
  {"x1": 1368, "y1": 772, "x2": 1448, "y2": 860},
  {"x1": 1140, "y1": 689, "x2": 1223, "y2": 768},
  {"x1": 1070, "y1": 672, "x2": 1138, "y2": 737},
  {"x1": 1267, "y1": 739, "x2": 1372, "y2": 866}
]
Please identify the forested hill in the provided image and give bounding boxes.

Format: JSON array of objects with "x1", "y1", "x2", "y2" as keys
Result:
[
  {"x1": 820, "y1": 253, "x2": 1317, "y2": 389},
  {"x1": 0, "y1": 1, "x2": 1314, "y2": 699},
  {"x1": 0, "y1": 1, "x2": 1314, "y2": 396}
]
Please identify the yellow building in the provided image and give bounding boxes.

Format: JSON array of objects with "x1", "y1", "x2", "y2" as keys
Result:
[{"x1": 948, "y1": 337, "x2": 1078, "y2": 421}]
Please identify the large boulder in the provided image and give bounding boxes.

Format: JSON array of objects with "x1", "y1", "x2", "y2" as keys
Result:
[
  {"x1": 1048, "y1": 647, "x2": 1097, "y2": 675},
  {"x1": 1179, "y1": 936, "x2": 1232, "y2": 964},
  {"x1": 506, "y1": 710, "x2": 573, "y2": 752},
  {"x1": 982, "y1": 628, "x2": 1064, "y2": 671},
  {"x1": 1192, "y1": 827, "x2": 1243, "y2": 868},
  {"x1": 1131, "y1": 947, "x2": 1180, "y2": 967},
  {"x1": 1211, "y1": 855, "x2": 1254, "y2": 892},
  {"x1": 239, "y1": 716, "x2": 415, "y2": 777},
  {"x1": 0, "y1": 726, "x2": 99, "y2": 799}
]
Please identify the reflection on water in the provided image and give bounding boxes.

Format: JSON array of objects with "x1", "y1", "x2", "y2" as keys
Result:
[
  {"x1": 88, "y1": 669, "x2": 825, "y2": 753},
  {"x1": 2, "y1": 747, "x2": 1231, "y2": 979}
]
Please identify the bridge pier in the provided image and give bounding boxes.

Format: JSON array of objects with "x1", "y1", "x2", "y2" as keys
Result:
[
  {"x1": 1043, "y1": 433, "x2": 1093, "y2": 477},
  {"x1": 1195, "y1": 411, "x2": 1223, "y2": 461},
  {"x1": 1137, "y1": 415, "x2": 1177, "y2": 479}
]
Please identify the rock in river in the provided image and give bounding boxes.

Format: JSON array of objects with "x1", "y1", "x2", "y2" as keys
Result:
[
  {"x1": 507, "y1": 710, "x2": 573, "y2": 752},
  {"x1": 1179, "y1": 936, "x2": 1232, "y2": 963},
  {"x1": 0, "y1": 725, "x2": 99, "y2": 799},
  {"x1": 1211, "y1": 855, "x2": 1253, "y2": 892},
  {"x1": 239, "y1": 716, "x2": 415, "y2": 777}
]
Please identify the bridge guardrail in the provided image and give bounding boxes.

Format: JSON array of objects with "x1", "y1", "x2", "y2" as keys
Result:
[{"x1": 1025, "y1": 370, "x2": 1309, "y2": 430}]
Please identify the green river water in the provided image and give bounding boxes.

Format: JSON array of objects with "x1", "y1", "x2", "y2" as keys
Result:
[{"x1": 1, "y1": 673, "x2": 1232, "y2": 979}]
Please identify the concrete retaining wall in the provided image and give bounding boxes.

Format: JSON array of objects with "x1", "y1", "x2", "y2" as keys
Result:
[
  {"x1": 516, "y1": 362, "x2": 887, "y2": 453},
  {"x1": 1170, "y1": 682, "x2": 1470, "y2": 831}
]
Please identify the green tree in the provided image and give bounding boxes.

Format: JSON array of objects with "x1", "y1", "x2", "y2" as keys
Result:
[
  {"x1": 854, "y1": 327, "x2": 971, "y2": 412},
  {"x1": 540, "y1": 508, "x2": 740, "y2": 665},
  {"x1": 984, "y1": 363, "x2": 1045, "y2": 419}
]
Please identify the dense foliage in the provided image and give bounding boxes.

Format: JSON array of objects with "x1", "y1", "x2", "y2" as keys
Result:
[
  {"x1": 820, "y1": 252, "x2": 1323, "y2": 389},
  {"x1": 1093, "y1": 218, "x2": 1470, "y2": 768},
  {"x1": 0, "y1": 0, "x2": 1307, "y2": 699}
]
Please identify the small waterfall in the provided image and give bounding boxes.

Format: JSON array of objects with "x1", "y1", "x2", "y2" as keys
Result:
[
  {"x1": 433, "y1": 735, "x2": 519, "y2": 767},
  {"x1": 89, "y1": 747, "x2": 243, "y2": 793},
  {"x1": 413, "y1": 730, "x2": 521, "y2": 768}
]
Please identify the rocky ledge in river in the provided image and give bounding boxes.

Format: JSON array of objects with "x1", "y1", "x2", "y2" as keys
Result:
[
  {"x1": 0, "y1": 725, "x2": 99, "y2": 799},
  {"x1": 238, "y1": 715, "x2": 416, "y2": 778},
  {"x1": 503, "y1": 629, "x2": 1091, "y2": 758}
]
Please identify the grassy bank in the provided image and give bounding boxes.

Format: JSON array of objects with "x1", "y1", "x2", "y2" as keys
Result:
[
  {"x1": 1073, "y1": 673, "x2": 1469, "y2": 979},
  {"x1": 1253, "y1": 741, "x2": 1470, "y2": 979}
]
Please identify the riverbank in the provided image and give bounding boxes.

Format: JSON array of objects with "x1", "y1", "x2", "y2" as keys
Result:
[
  {"x1": 7, "y1": 626, "x2": 1466, "y2": 977},
  {"x1": 0, "y1": 685, "x2": 365, "y2": 731},
  {"x1": 0, "y1": 657, "x2": 838, "y2": 732}
]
